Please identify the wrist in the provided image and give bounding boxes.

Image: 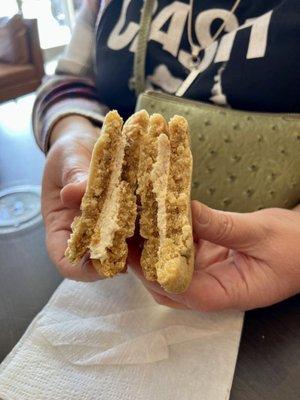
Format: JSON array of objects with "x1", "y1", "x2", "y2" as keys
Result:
[{"x1": 49, "y1": 115, "x2": 98, "y2": 147}]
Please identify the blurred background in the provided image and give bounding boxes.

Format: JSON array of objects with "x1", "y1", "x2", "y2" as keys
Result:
[
  {"x1": 0, "y1": 0, "x2": 81, "y2": 54},
  {"x1": 0, "y1": 0, "x2": 82, "y2": 362}
]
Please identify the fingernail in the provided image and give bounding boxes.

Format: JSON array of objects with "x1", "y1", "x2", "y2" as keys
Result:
[
  {"x1": 86, "y1": 259, "x2": 107, "y2": 280},
  {"x1": 193, "y1": 202, "x2": 210, "y2": 226}
]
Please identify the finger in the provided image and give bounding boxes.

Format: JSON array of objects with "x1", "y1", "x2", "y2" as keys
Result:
[
  {"x1": 60, "y1": 179, "x2": 87, "y2": 208},
  {"x1": 149, "y1": 289, "x2": 189, "y2": 309},
  {"x1": 127, "y1": 231, "x2": 230, "y2": 310},
  {"x1": 46, "y1": 137, "x2": 92, "y2": 191},
  {"x1": 62, "y1": 253, "x2": 104, "y2": 282},
  {"x1": 129, "y1": 253, "x2": 235, "y2": 311},
  {"x1": 46, "y1": 225, "x2": 103, "y2": 282},
  {"x1": 61, "y1": 166, "x2": 89, "y2": 187},
  {"x1": 128, "y1": 257, "x2": 189, "y2": 309},
  {"x1": 167, "y1": 249, "x2": 286, "y2": 311},
  {"x1": 192, "y1": 201, "x2": 265, "y2": 251},
  {"x1": 195, "y1": 240, "x2": 229, "y2": 270},
  {"x1": 186, "y1": 256, "x2": 246, "y2": 311},
  {"x1": 128, "y1": 252, "x2": 169, "y2": 297},
  {"x1": 59, "y1": 145, "x2": 91, "y2": 206},
  {"x1": 158, "y1": 257, "x2": 240, "y2": 311}
]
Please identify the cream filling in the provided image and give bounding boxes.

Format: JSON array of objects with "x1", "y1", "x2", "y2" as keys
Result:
[
  {"x1": 90, "y1": 136, "x2": 126, "y2": 261},
  {"x1": 150, "y1": 133, "x2": 171, "y2": 243}
]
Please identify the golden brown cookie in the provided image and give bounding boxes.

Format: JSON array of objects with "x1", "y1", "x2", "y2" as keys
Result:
[
  {"x1": 66, "y1": 110, "x2": 194, "y2": 292},
  {"x1": 138, "y1": 114, "x2": 194, "y2": 293},
  {"x1": 65, "y1": 110, "x2": 149, "y2": 277}
]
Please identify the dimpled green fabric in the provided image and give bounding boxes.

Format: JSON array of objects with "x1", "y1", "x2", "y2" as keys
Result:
[{"x1": 136, "y1": 91, "x2": 300, "y2": 212}]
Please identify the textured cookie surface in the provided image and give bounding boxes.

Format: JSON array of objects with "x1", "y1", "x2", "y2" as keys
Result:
[
  {"x1": 66, "y1": 110, "x2": 193, "y2": 289},
  {"x1": 137, "y1": 114, "x2": 168, "y2": 281},
  {"x1": 65, "y1": 110, "x2": 124, "y2": 266},
  {"x1": 138, "y1": 114, "x2": 194, "y2": 293},
  {"x1": 156, "y1": 116, "x2": 194, "y2": 293},
  {"x1": 65, "y1": 110, "x2": 149, "y2": 277}
]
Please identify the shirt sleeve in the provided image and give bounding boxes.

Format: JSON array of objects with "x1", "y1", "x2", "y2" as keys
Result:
[{"x1": 32, "y1": 0, "x2": 109, "y2": 153}]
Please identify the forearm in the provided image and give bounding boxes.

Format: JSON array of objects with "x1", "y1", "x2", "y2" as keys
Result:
[{"x1": 32, "y1": 0, "x2": 108, "y2": 153}]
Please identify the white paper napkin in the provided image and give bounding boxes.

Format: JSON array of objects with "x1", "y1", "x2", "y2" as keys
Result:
[{"x1": 0, "y1": 271, "x2": 243, "y2": 400}]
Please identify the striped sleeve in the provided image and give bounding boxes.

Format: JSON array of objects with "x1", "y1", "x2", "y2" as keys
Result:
[{"x1": 32, "y1": 0, "x2": 109, "y2": 153}]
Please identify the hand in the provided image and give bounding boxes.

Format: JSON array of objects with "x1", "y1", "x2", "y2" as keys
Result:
[
  {"x1": 129, "y1": 203, "x2": 300, "y2": 311},
  {"x1": 42, "y1": 115, "x2": 103, "y2": 281}
]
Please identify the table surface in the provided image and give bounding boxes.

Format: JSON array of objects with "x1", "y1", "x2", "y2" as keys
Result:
[{"x1": 0, "y1": 97, "x2": 299, "y2": 400}]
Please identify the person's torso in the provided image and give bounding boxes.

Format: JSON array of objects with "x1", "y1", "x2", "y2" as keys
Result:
[{"x1": 95, "y1": 0, "x2": 300, "y2": 118}]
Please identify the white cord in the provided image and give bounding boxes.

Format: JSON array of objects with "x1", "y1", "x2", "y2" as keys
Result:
[{"x1": 188, "y1": 0, "x2": 241, "y2": 63}]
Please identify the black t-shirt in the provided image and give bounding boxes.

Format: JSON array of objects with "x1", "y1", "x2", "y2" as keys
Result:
[{"x1": 95, "y1": 0, "x2": 300, "y2": 118}]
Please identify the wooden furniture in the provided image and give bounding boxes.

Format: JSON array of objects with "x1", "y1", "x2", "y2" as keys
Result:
[{"x1": 0, "y1": 18, "x2": 44, "y2": 102}]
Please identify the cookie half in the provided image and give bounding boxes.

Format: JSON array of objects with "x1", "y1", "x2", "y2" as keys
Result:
[
  {"x1": 138, "y1": 114, "x2": 194, "y2": 293},
  {"x1": 65, "y1": 110, "x2": 149, "y2": 277}
]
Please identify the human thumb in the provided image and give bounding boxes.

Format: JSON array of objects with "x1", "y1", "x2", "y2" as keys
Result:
[
  {"x1": 191, "y1": 201, "x2": 264, "y2": 251},
  {"x1": 60, "y1": 167, "x2": 88, "y2": 209}
]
